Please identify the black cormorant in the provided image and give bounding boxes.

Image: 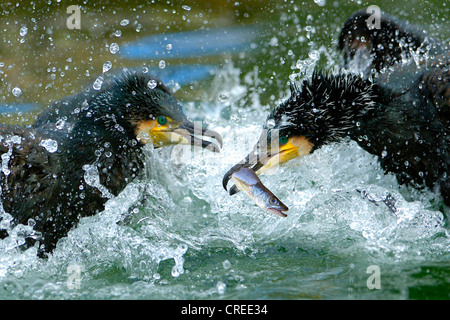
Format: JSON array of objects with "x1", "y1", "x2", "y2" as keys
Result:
[
  {"x1": 338, "y1": 9, "x2": 445, "y2": 74},
  {"x1": 223, "y1": 12, "x2": 449, "y2": 209},
  {"x1": 0, "y1": 70, "x2": 222, "y2": 257}
]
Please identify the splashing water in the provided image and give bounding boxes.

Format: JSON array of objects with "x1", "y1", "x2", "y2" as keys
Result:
[
  {"x1": 102, "y1": 61, "x2": 112, "y2": 73},
  {"x1": 19, "y1": 26, "x2": 28, "y2": 37},
  {"x1": 0, "y1": 62, "x2": 448, "y2": 299},
  {"x1": 147, "y1": 79, "x2": 157, "y2": 89},
  {"x1": 39, "y1": 139, "x2": 58, "y2": 153},
  {"x1": 0, "y1": 0, "x2": 448, "y2": 300},
  {"x1": 12, "y1": 87, "x2": 22, "y2": 97},
  {"x1": 109, "y1": 43, "x2": 120, "y2": 55},
  {"x1": 83, "y1": 164, "x2": 114, "y2": 199},
  {"x1": 92, "y1": 76, "x2": 104, "y2": 91},
  {"x1": 120, "y1": 19, "x2": 130, "y2": 27}
]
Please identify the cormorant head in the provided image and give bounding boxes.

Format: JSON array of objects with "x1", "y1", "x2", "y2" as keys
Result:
[
  {"x1": 223, "y1": 70, "x2": 376, "y2": 194},
  {"x1": 83, "y1": 70, "x2": 222, "y2": 153},
  {"x1": 338, "y1": 10, "x2": 426, "y2": 73}
]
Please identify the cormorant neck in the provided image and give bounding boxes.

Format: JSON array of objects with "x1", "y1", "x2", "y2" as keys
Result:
[{"x1": 62, "y1": 108, "x2": 144, "y2": 197}]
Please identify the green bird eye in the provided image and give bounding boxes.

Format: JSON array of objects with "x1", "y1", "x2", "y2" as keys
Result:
[
  {"x1": 157, "y1": 116, "x2": 167, "y2": 125},
  {"x1": 279, "y1": 136, "x2": 289, "y2": 145}
]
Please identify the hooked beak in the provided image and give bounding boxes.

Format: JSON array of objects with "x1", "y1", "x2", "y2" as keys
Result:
[
  {"x1": 177, "y1": 120, "x2": 223, "y2": 152},
  {"x1": 222, "y1": 135, "x2": 314, "y2": 195},
  {"x1": 136, "y1": 119, "x2": 223, "y2": 153}
]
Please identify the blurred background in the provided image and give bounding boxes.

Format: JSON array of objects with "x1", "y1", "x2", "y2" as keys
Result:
[{"x1": 0, "y1": 0, "x2": 448, "y2": 123}]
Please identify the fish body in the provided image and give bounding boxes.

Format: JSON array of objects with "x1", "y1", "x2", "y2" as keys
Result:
[{"x1": 231, "y1": 168, "x2": 288, "y2": 217}]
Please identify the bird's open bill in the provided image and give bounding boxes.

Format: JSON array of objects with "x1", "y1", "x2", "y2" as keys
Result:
[
  {"x1": 136, "y1": 118, "x2": 223, "y2": 153},
  {"x1": 222, "y1": 131, "x2": 314, "y2": 195}
]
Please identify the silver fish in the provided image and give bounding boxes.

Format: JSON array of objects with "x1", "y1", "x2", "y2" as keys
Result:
[{"x1": 231, "y1": 167, "x2": 288, "y2": 217}]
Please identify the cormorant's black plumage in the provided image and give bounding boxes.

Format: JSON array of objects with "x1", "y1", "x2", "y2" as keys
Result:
[
  {"x1": 0, "y1": 70, "x2": 222, "y2": 257},
  {"x1": 338, "y1": 9, "x2": 446, "y2": 74},
  {"x1": 276, "y1": 63, "x2": 449, "y2": 202},
  {"x1": 223, "y1": 11, "x2": 449, "y2": 209}
]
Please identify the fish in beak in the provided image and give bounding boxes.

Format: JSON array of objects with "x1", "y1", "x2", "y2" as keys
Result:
[
  {"x1": 232, "y1": 167, "x2": 288, "y2": 217},
  {"x1": 223, "y1": 130, "x2": 314, "y2": 195}
]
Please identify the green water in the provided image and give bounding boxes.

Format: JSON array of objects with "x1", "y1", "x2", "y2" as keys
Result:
[{"x1": 0, "y1": 0, "x2": 449, "y2": 300}]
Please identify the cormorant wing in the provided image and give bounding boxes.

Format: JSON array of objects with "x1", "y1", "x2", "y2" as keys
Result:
[
  {"x1": 419, "y1": 53, "x2": 449, "y2": 128},
  {"x1": 0, "y1": 124, "x2": 64, "y2": 226}
]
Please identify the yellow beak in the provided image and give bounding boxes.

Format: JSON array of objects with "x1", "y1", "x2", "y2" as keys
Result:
[
  {"x1": 255, "y1": 136, "x2": 313, "y2": 175},
  {"x1": 222, "y1": 135, "x2": 314, "y2": 194}
]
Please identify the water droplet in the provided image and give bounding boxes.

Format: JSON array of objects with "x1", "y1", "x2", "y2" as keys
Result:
[
  {"x1": 313, "y1": 0, "x2": 326, "y2": 6},
  {"x1": 148, "y1": 79, "x2": 157, "y2": 89},
  {"x1": 19, "y1": 26, "x2": 28, "y2": 37},
  {"x1": 83, "y1": 164, "x2": 113, "y2": 199},
  {"x1": 12, "y1": 87, "x2": 22, "y2": 97},
  {"x1": 102, "y1": 61, "x2": 112, "y2": 73},
  {"x1": 308, "y1": 50, "x2": 320, "y2": 61},
  {"x1": 55, "y1": 118, "x2": 66, "y2": 130},
  {"x1": 120, "y1": 19, "x2": 129, "y2": 26},
  {"x1": 266, "y1": 118, "x2": 276, "y2": 128},
  {"x1": 218, "y1": 92, "x2": 230, "y2": 102},
  {"x1": 2, "y1": 153, "x2": 11, "y2": 176},
  {"x1": 182, "y1": 5, "x2": 191, "y2": 11},
  {"x1": 109, "y1": 43, "x2": 120, "y2": 54},
  {"x1": 216, "y1": 281, "x2": 226, "y2": 295},
  {"x1": 158, "y1": 60, "x2": 166, "y2": 69},
  {"x1": 171, "y1": 267, "x2": 180, "y2": 277},
  {"x1": 165, "y1": 43, "x2": 172, "y2": 50},
  {"x1": 142, "y1": 66, "x2": 149, "y2": 73},
  {"x1": 27, "y1": 218, "x2": 36, "y2": 227},
  {"x1": 93, "y1": 76, "x2": 104, "y2": 90},
  {"x1": 269, "y1": 37, "x2": 278, "y2": 47},
  {"x1": 381, "y1": 150, "x2": 388, "y2": 158},
  {"x1": 39, "y1": 139, "x2": 58, "y2": 153},
  {"x1": 222, "y1": 259, "x2": 231, "y2": 269}
]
